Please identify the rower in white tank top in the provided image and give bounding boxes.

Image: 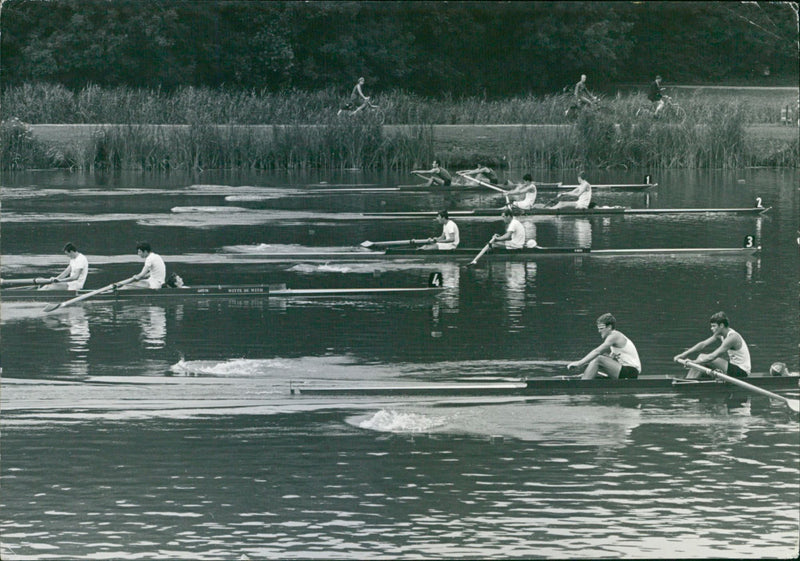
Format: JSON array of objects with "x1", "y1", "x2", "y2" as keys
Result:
[
  {"x1": 551, "y1": 172, "x2": 592, "y2": 210},
  {"x1": 673, "y1": 312, "x2": 751, "y2": 379},
  {"x1": 610, "y1": 336, "x2": 641, "y2": 372},
  {"x1": 725, "y1": 328, "x2": 751, "y2": 374},
  {"x1": 567, "y1": 313, "x2": 641, "y2": 379}
]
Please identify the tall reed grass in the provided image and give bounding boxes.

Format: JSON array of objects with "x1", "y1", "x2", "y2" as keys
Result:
[
  {"x1": 4, "y1": 83, "x2": 795, "y2": 126},
  {"x1": 1, "y1": 84, "x2": 796, "y2": 170}
]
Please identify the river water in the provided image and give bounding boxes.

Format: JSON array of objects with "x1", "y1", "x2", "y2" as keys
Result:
[{"x1": 1, "y1": 168, "x2": 798, "y2": 560}]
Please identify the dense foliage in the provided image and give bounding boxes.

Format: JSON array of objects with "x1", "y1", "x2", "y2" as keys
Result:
[{"x1": 1, "y1": 1, "x2": 797, "y2": 97}]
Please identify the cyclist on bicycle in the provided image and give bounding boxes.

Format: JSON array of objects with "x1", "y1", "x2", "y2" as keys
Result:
[
  {"x1": 574, "y1": 74, "x2": 597, "y2": 108},
  {"x1": 648, "y1": 75, "x2": 667, "y2": 116},
  {"x1": 339, "y1": 77, "x2": 370, "y2": 115}
]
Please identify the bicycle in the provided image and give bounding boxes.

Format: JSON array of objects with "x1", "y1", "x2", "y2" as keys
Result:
[
  {"x1": 337, "y1": 101, "x2": 385, "y2": 124},
  {"x1": 562, "y1": 90, "x2": 603, "y2": 121},
  {"x1": 636, "y1": 95, "x2": 686, "y2": 124}
]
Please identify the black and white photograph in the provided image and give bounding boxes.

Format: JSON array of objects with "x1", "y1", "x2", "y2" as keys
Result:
[{"x1": 1, "y1": 1, "x2": 798, "y2": 559}]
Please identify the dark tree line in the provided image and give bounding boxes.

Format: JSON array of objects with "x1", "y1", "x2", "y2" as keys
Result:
[{"x1": 1, "y1": 1, "x2": 796, "y2": 97}]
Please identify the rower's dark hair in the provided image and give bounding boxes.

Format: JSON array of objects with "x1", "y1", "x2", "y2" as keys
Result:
[
  {"x1": 709, "y1": 311, "x2": 729, "y2": 327},
  {"x1": 501, "y1": 208, "x2": 516, "y2": 217},
  {"x1": 597, "y1": 313, "x2": 616, "y2": 328},
  {"x1": 165, "y1": 272, "x2": 182, "y2": 288},
  {"x1": 136, "y1": 241, "x2": 152, "y2": 253},
  {"x1": 523, "y1": 173, "x2": 532, "y2": 181},
  {"x1": 63, "y1": 242, "x2": 78, "y2": 253},
  {"x1": 437, "y1": 209, "x2": 449, "y2": 219}
]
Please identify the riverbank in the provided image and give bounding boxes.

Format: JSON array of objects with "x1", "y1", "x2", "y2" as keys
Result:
[
  {"x1": 10, "y1": 122, "x2": 798, "y2": 171},
  {"x1": 3, "y1": 83, "x2": 798, "y2": 170}
]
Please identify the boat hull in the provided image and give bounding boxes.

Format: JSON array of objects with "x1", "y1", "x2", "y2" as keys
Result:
[
  {"x1": 292, "y1": 375, "x2": 800, "y2": 396},
  {"x1": 226, "y1": 246, "x2": 760, "y2": 262},
  {"x1": 312, "y1": 183, "x2": 657, "y2": 194},
  {"x1": 0, "y1": 284, "x2": 445, "y2": 302},
  {"x1": 363, "y1": 207, "x2": 771, "y2": 218}
]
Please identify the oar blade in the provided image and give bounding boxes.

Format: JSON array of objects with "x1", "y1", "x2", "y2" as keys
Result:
[
  {"x1": 787, "y1": 399, "x2": 800, "y2": 414},
  {"x1": 361, "y1": 239, "x2": 415, "y2": 249},
  {"x1": 42, "y1": 302, "x2": 61, "y2": 312}
]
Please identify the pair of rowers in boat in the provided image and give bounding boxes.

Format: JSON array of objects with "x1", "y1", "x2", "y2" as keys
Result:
[
  {"x1": 410, "y1": 208, "x2": 533, "y2": 252},
  {"x1": 412, "y1": 164, "x2": 592, "y2": 212},
  {"x1": 566, "y1": 311, "x2": 789, "y2": 382},
  {"x1": 410, "y1": 184, "x2": 584, "y2": 252},
  {"x1": 9, "y1": 241, "x2": 183, "y2": 293}
]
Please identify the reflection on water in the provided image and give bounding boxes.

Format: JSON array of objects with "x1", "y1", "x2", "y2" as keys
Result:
[
  {"x1": 139, "y1": 306, "x2": 167, "y2": 350},
  {"x1": 44, "y1": 306, "x2": 91, "y2": 377},
  {"x1": 1, "y1": 169, "x2": 798, "y2": 560}
]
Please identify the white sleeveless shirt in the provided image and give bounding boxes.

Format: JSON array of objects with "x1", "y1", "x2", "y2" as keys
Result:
[
  {"x1": 725, "y1": 328, "x2": 751, "y2": 373},
  {"x1": 610, "y1": 332, "x2": 641, "y2": 372}
]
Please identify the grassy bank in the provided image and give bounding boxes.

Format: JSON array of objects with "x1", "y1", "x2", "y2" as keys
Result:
[{"x1": 1, "y1": 84, "x2": 797, "y2": 171}]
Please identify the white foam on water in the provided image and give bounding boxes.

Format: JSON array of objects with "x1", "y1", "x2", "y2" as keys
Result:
[
  {"x1": 169, "y1": 357, "x2": 297, "y2": 377},
  {"x1": 356, "y1": 409, "x2": 448, "y2": 433},
  {"x1": 170, "y1": 206, "x2": 251, "y2": 213},
  {"x1": 287, "y1": 263, "x2": 354, "y2": 273}
]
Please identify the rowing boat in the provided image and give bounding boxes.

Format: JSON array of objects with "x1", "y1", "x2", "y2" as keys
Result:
[
  {"x1": 291, "y1": 373, "x2": 799, "y2": 397},
  {"x1": 225, "y1": 245, "x2": 760, "y2": 262},
  {"x1": 309, "y1": 182, "x2": 657, "y2": 194},
  {"x1": 0, "y1": 283, "x2": 446, "y2": 302},
  {"x1": 363, "y1": 206, "x2": 771, "y2": 218}
]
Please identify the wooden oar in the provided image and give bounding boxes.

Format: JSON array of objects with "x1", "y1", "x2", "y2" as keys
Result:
[
  {"x1": 676, "y1": 358, "x2": 799, "y2": 413},
  {"x1": 0, "y1": 277, "x2": 54, "y2": 287},
  {"x1": 456, "y1": 172, "x2": 510, "y2": 196},
  {"x1": 43, "y1": 276, "x2": 137, "y2": 312},
  {"x1": 360, "y1": 239, "x2": 420, "y2": 249},
  {"x1": 467, "y1": 236, "x2": 496, "y2": 266}
]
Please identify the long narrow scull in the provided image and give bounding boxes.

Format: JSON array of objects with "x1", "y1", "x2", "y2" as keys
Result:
[
  {"x1": 0, "y1": 283, "x2": 446, "y2": 302},
  {"x1": 225, "y1": 245, "x2": 760, "y2": 262},
  {"x1": 363, "y1": 206, "x2": 771, "y2": 218},
  {"x1": 306, "y1": 182, "x2": 656, "y2": 194},
  {"x1": 291, "y1": 374, "x2": 799, "y2": 397}
]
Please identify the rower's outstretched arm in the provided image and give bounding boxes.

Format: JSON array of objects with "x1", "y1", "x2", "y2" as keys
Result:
[
  {"x1": 674, "y1": 335, "x2": 716, "y2": 360},
  {"x1": 568, "y1": 343, "x2": 608, "y2": 370}
]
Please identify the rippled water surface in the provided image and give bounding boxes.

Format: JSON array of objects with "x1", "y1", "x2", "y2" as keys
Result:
[{"x1": 1, "y1": 168, "x2": 798, "y2": 559}]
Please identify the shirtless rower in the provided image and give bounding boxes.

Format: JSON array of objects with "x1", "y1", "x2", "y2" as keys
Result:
[
  {"x1": 411, "y1": 160, "x2": 453, "y2": 187},
  {"x1": 673, "y1": 311, "x2": 751, "y2": 379},
  {"x1": 568, "y1": 313, "x2": 641, "y2": 379},
  {"x1": 414, "y1": 209, "x2": 460, "y2": 250},
  {"x1": 459, "y1": 164, "x2": 500, "y2": 185},
  {"x1": 550, "y1": 172, "x2": 592, "y2": 210}
]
